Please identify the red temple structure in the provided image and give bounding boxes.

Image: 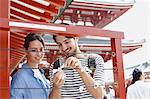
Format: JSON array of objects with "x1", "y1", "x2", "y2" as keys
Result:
[{"x1": 0, "y1": 0, "x2": 137, "y2": 98}]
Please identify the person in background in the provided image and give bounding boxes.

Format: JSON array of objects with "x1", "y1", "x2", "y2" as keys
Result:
[
  {"x1": 106, "y1": 86, "x2": 115, "y2": 99},
  {"x1": 50, "y1": 33, "x2": 105, "y2": 99},
  {"x1": 10, "y1": 33, "x2": 65, "y2": 99},
  {"x1": 127, "y1": 68, "x2": 150, "y2": 99}
]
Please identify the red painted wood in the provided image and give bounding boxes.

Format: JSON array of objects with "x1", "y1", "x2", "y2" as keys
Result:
[
  {"x1": 11, "y1": 2, "x2": 53, "y2": 21},
  {"x1": 0, "y1": 0, "x2": 10, "y2": 98},
  {"x1": 19, "y1": 0, "x2": 58, "y2": 15},
  {"x1": 111, "y1": 38, "x2": 126, "y2": 99}
]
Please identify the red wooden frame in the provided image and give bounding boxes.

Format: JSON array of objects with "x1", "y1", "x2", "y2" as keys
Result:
[
  {"x1": 0, "y1": 0, "x2": 10, "y2": 98},
  {"x1": 0, "y1": 19, "x2": 126, "y2": 99}
]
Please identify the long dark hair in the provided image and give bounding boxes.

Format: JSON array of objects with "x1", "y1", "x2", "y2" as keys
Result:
[{"x1": 131, "y1": 68, "x2": 142, "y2": 84}]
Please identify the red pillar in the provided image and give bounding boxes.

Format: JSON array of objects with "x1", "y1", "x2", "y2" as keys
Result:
[
  {"x1": 111, "y1": 38, "x2": 126, "y2": 99},
  {"x1": 0, "y1": 0, "x2": 10, "y2": 98}
]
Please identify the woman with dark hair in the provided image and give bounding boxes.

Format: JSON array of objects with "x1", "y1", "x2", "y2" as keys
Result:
[
  {"x1": 131, "y1": 68, "x2": 143, "y2": 84},
  {"x1": 127, "y1": 68, "x2": 150, "y2": 99},
  {"x1": 10, "y1": 33, "x2": 65, "y2": 99}
]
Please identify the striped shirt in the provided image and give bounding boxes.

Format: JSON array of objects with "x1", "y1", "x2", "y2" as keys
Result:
[{"x1": 49, "y1": 54, "x2": 105, "y2": 99}]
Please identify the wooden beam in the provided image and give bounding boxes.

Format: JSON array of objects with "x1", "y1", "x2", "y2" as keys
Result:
[
  {"x1": 7, "y1": 20, "x2": 124, "y2": 39},
  {"x1": 19, "y1": 0, "x2": 58, "y2": 15},
  {"x1": 45, "y1": 0, "x2": 65, "y2": 7},
  {"x1": 111, "y1": 38, "x2": 126, "y2": 99},
  {"x1": 11, "y1": 1, "x2": 53, "y2": 21},
  {"x1": 0, "y1": 0, "x2": 10, "y2": 98},
  {"x1": 10, "y1": 9, "x2": 46, "y2": 22}
]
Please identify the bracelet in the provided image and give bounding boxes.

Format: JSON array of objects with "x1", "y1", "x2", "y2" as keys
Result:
[{"x1": 79, "y1": 82, "x2": 102, "y2": 92}]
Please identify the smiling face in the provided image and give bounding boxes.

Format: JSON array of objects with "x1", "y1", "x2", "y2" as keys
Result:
[
  {"x1": 26, "y1": 40, "x2": 45, "y2": 67},
  {"x1": 55, "y1": 36, "x2": 77, "y2": 57}
]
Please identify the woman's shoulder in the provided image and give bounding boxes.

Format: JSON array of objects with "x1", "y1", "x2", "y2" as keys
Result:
[{"x1": 12, "y1": 66, "x2": 33, "y2": 82}]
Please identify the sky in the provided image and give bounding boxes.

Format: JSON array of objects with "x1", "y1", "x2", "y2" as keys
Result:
[{"x1": 102, "y1": 0, "x2": 150, "y2": 82}]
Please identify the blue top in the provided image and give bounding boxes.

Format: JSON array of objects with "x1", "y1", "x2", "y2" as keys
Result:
[{"x1": 10, "y1": 64, "x2": 51, "y2": 99}]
